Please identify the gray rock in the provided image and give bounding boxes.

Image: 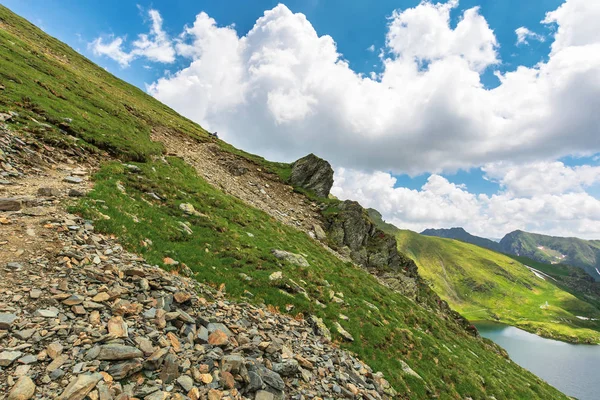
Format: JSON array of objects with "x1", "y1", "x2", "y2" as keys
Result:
[
  {"x1": 207, "y1": 322, "x2": 232, "y2": 337},
  {"x1": 0, "y1": 350, "x2": 22, "y2": 366},
  {"x1": 97, "y1": 344, "x2": 142, "y2": 360},
  {"x1": 195, "y1": 325, "x2": 209, "y2": 343},
  {"x1": 0, "y1": 198, "x2": 21, "y2": 211},
  {"x1": 34, "y1": 308, "x2": 58, "y2": 318},
  {"x1": 258, "y1": 367, "x2": 285, "y2": 391},
  {"x1": 63, "y1": 176, "x2": 83, "y2": 184},
  {"x1": 313, "y1": 224, "x2": 327, "y2": 241},
  {"x1": 288, "y1": 153, "x2": 334, "y2": 198},
  {"x1": 247, "y1": 371, "x2": 263, "y2": 392},
  {"x1": 255, "y1": 390, "x2": 275, "y2": 400},
  {"x1": 308, "y1": 315, "x2": 331, "y2": 342},
  {"x1": 176, "y1": 375, "x2": 194, "y2": 391},
  {"x1": 271, "y1": 250, "x2": 309, "y2": 267},
  {"x1": 107, "y1": 359, "x2": 144, "y2": 379},
  {"x1": 334, "y1": 322, "x2": 354, "y2": 342},
  {"x1": 0, "y1": 313, "x2": 17, "y2": 329},
  {"x1": 159, "y1": 354, "x2": 179, "y2": 383},
  {"x1": 221, "y1": 354, "x2": 244, "y2": 374},
  {"x1": 37, "y1": 187, "x2": 61, "y2": 197},
  {"x1": 68, "y1": 189, "x2": 85, "y2": 197},
  {"x1": 272, "y1": 359, "x2": 299, "y2": 376}
]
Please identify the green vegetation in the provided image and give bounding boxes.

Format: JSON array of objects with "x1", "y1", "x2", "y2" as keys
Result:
[
  {"x1": 500, "y1": 230, "x2": 600, "y2": 280},
  {"x1": 0, "y1": 5, "x2": 573, "y2": 398},
  {"x1": 506, "y1": 254, "x2": 600, "y2": 310},
  {"x1": 393, "y1": 229, "x2": 600, "y2": 343}
]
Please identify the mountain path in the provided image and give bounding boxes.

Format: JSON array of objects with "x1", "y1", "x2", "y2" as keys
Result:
[
  {"x1": 151, "y1": 128, "x2": 323, "y2": 235},
  {"x1": 0, "y1": 128, "x2": 395, "y2": 399}
]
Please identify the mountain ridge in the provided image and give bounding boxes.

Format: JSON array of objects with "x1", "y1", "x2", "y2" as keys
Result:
[
  {"x1": 421, "y1": 227, "x2": 502, "y2": 252},
  {"x1": 422, "y1": 226, "x2": 600, "y2": 281}
]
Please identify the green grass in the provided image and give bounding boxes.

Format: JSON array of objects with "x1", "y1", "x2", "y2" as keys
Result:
[
  {"x1": 0, "y1": 5, "x2": 572, "y2": 398},
  {"x1": 73, "y1": 159, "x2": 567, "y2": 399},
  {"x1": 393, "y1": 230, "x2": 600, "y2": 344}
]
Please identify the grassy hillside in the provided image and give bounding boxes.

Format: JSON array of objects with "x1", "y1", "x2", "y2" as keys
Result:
[
  {"x1": 394, "y1": 229, "x2": 600, "y2": 343},
  {"x1": 500, "y1": 230, "x2": 600, "y2": 280},
  {"x1": 0, "y1": 5, "x2": 573, "y2": 399},
  {"x1": 422, "y1": 227, "x2": 502, "y2": 252},
  {"x1": 506, "y1": 254, "x2": 600, "y2": 310}
]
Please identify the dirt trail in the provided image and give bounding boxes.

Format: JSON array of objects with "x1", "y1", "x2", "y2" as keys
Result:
[
  {"x1": 0, "y1": 131, "x2": 94, "y2": 269},
  {"x1": 151, "y1": 128, "x2": 322, "y2": 234}
]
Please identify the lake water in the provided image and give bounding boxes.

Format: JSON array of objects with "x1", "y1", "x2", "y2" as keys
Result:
[{"x1": 475, "y1": 321, "x2": 600, "y2": 400}]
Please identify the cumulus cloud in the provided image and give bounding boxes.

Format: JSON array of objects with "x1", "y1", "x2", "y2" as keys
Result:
[
  {"x1": 515, "y1": 27, "x2": 545, "y2": 45},
  {"x1": 89, "y1": 36, "x2": 133, "y2": 67},
  {"x1": 90, "y1": 9, "x2": 175, "y2": 66},
  {"x1": 483, "y1": 161, "x2": 600, "y2": 197},
  {"x1": 332, "y1": 168, "x2": 600, "y2": 239},
  {"x1": 100, "y1": 0, "x2": 600, "y2": 238},
  {"x1": 148, "y1": 0, "x2": 600, "y2": 175}
]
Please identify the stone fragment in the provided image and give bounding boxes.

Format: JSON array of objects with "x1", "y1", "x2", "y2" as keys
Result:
[
  {"x1": 47, "y1": 342, "x2": 63, "y2": 360},
  {"x1": 271, "y1": 250, "x2": 309, "y2": 267},
  {"x1": 334, "y1": 322, "x2": 354, "y2": 342},
  {"x1": 176, "y1": 375, "x2": 194, "y2": 391},
  {"x1": 37, "y1": 187, "x2": 61, "y2": 197},
  {"x1": 107, "y1": 359, "x2": 143, "y2": 380},
  {"x1": 58, "y1": 373, "x2": 102, "y2": 400},
  {"x1": 8, "y1": 376, "x2": 35, "y2": 400},
  {"x1": 64, "y1": 176, "x2": 83, "y2": 184},
  {"x1": 0, "y1": 313, "x2": 17, "y2": 329},
  {"x1": 97, "y1": 344, "x2": 142, "y2": 360},
  {"x1": 107, "y1": 316, "x2": 128, "y2": 338},
  {"x1": 208, "y1": 330, "x2": 228, "y2": 346},
  {"x1": 255, "y1": 390, "x2": 275, "y2": 400},
  {"x1": 159, "y1": 354, "x2": 179, "y2": 383},
  {"x1": 0, "y1": 350, "x2": 22, "y2": 367},
  {"x1": 0, "y1": 198, "x2": 21, "y2": 211}
]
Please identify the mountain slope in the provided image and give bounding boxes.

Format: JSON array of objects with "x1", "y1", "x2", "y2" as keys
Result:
[
  {"x1": 500, "y1": 230, "x2": 600, "y2": 280},
  {"x1": 370, "y1": 213, "x2": 600, "y2": 343},
  {"x1": 0, "y1": 5, "x2": 572, "y2": 399},
  {"x1": 421, "y1": 227, "x2": 502, "y2": 252}
]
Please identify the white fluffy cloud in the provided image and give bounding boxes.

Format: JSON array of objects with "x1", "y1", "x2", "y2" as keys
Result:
[
  {"x1": 148, "y1": 0, "x2": 600, "y2": 175},
  {"x1": 94, "y1": 0, "x2": 600, "y2": 238},
  {"x1": 332, "y1": 168, "x2": 600, "y2": 239},
  {"x1": 483, "y1": 161, "x2": 600, "y2": 197},
  {"x1": 90, "y1": 9, "x2": 175, "y2": 66},
  {"x1": 515, "y1": 27, "x2": 545, "y2": 45}
]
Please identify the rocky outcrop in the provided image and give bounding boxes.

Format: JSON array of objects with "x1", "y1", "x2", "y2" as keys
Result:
[
  {"x1": 321, "y1": 200, "x2": 479, "y2": 335},
  {"x1": 288, "y1": 154, "x2": 334, "y2": 198},
  {"x1": 324, "y1": 200, "x2": 418, "y2": 277}
]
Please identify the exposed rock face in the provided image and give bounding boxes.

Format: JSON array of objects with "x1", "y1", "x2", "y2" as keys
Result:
[
  {"x1": 289, "y1": 154, "x2": 334, "y2": 198},
  {"x1": 324, "y1": 200, "x2": 418, "y2": 277}
]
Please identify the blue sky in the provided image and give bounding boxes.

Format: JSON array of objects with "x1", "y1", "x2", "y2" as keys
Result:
[
  {"x1": 5, "y1": 0, "x2": 565, "y2": 195},
  {"x1": 5, "y1": 0, "x2": 561, "y2": 90},
  {"x1": 5, "y1": 0, "x2": 600, "y2": 237}
]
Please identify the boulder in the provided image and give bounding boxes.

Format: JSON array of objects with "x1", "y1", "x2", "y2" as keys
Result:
[
  {"x1": 271, "y1": 250, "x2": 309, "y2": 267},
  {"x1": 288, "y1": 154, "x2": 333, "y2": 198}
]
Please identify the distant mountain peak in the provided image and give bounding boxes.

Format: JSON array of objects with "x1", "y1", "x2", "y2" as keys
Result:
[{"x1": 421, "y1": 227, "x2": 502, "y2": 253}]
